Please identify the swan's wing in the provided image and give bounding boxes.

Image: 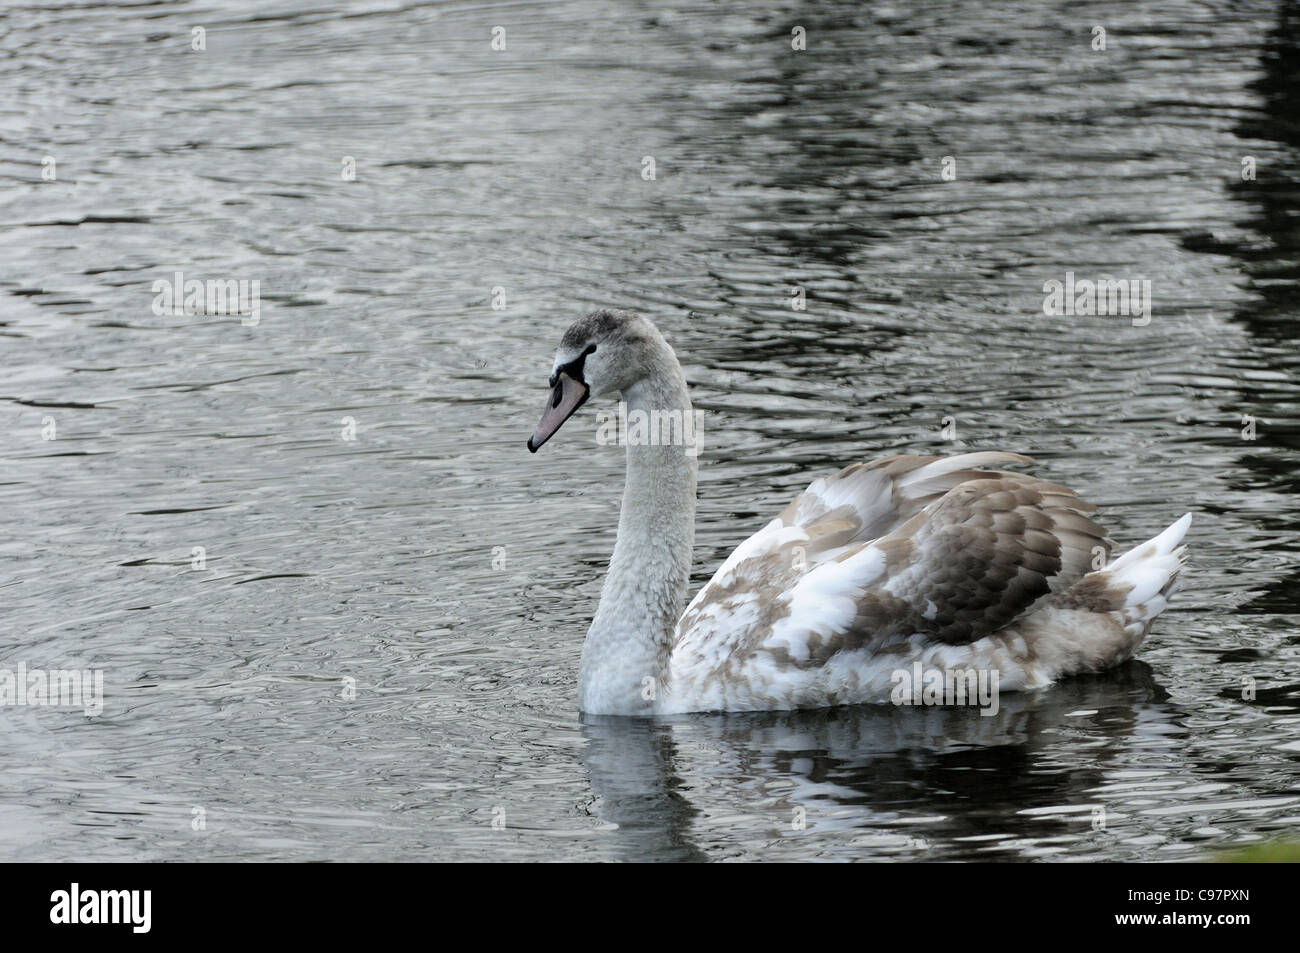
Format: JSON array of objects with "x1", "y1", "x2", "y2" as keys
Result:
[
  {"x1": 776, "y1": 451, "x2": 1041, "y2": 557},
  {"x1": 846, "y1": 474, "x2": 1113, "y2": 646},
  {"x1": 674, "y1": 462, "x2": 1110, "y2": 683},
  {"x1": 675, "y1": 453, "x2": 1080, "y2": 661}
]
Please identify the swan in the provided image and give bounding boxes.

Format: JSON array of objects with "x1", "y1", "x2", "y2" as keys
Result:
[{"x1": 527, "y1": 309, "x2": 1191, "y2": 716}]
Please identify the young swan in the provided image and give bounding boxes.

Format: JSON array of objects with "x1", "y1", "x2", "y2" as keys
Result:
[{"x1": 528, "y1": 309, "x2": 1191, "y2": 716}]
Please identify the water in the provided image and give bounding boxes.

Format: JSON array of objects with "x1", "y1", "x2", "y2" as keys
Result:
[{"x1": 1, "y1": 0, "x2": 1297, "y2": 861}]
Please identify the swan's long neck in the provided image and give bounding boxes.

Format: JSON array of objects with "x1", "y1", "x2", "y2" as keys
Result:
[{"x1": 578, "y1": 354, "x2": 697, "y2": 715}]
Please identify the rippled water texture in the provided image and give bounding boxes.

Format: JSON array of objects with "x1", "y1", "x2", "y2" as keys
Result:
[{"x1": 1, "y1": 0, "x2": 1298, "y2": 861}]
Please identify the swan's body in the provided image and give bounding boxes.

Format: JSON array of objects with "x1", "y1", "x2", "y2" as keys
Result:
[{"x1": 528, "y1": 310, "x2": 1190, "y2": 716}]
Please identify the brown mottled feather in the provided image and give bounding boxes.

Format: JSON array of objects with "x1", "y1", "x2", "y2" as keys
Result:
[
  {"x1": 855, "y1": 475, "x2": 1111, "y2": 644},
  {"x1": 675, "y1": 452, "x2": 1114, "y2": 674}
]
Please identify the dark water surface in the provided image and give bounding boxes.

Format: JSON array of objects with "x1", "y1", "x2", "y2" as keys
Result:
[{"x1": 1, "y1": 0, "x2": 1298, "y2": 861}]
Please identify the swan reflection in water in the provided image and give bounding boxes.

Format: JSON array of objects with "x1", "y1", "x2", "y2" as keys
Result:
[{"x1": 578, "y1": 662, "x2": 1183, "y2": 861}]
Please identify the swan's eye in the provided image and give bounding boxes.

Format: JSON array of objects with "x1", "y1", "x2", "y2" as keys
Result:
[{"x1": 553, "y1": 343, "x2": 598, "y2": 386}]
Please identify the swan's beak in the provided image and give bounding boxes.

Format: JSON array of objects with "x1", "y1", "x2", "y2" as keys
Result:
[{"x1": 527, "y1": 371, "x2": 589, "y2": 452}]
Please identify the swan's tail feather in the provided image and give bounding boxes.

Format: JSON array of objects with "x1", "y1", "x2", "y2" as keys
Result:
[
  {"x1": 1014, "y1": 514, "x2": 1191, "y2": 683},
  {"x1": 1097, "y1": 512, "x2": 1192, "y2": 634}
]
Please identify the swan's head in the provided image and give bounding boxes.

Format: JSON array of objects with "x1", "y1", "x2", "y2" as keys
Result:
[{"x1": 527, "y1": 309, "x2": 661, "y2": 452}]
